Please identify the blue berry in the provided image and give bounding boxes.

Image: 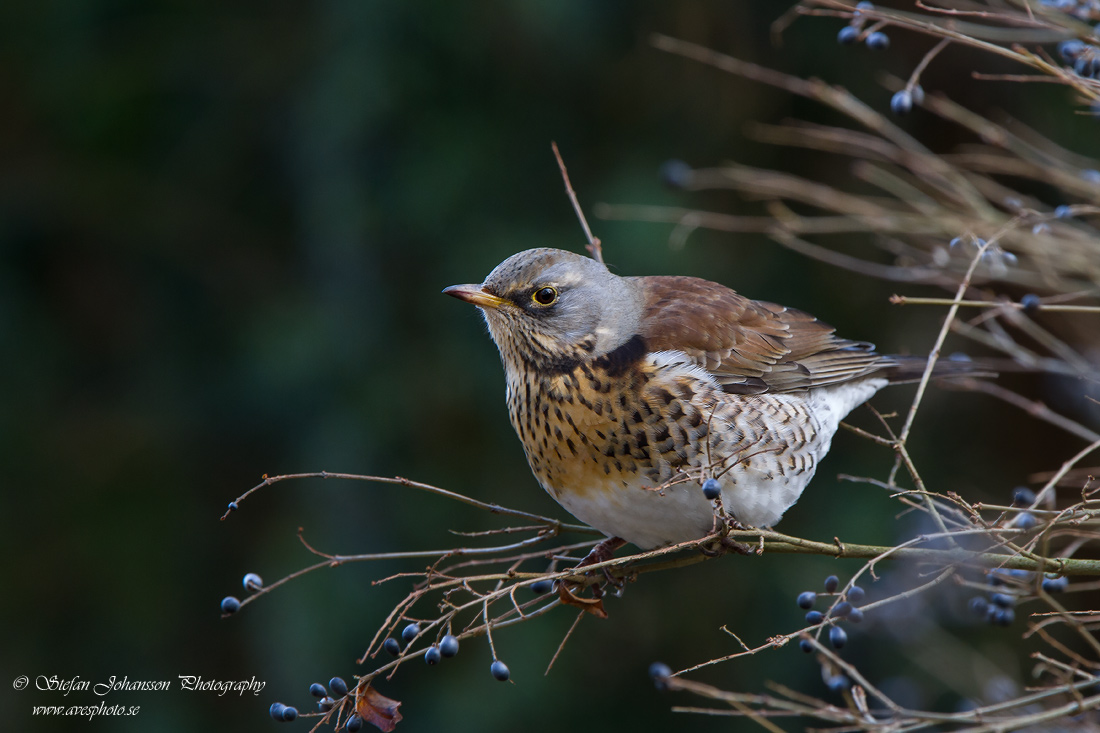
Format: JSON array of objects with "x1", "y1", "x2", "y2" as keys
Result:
[
  {"x1": 806, "y1": 610, "x2": 824, "y2": 625},
  {"x1": 649, "y1": 662, "x2": 672, "y2": 690},
  {"x1": 242, "y1": 573, "x2": 263, "y2": 592},
  {"x1": 990, "y1": 593, "x2": 1015, "y2": 608},
  {"x1": 701, "y1": 478, "x2": 721, "y2": 500},
  {"x1": 800, "y1": 638, "x2": 814, "y2": 653},
  {"x1": 347, "y1": 715, "x2": 364, "y2": 732},
  {"x1": 848, "y1": 607, "x2": 864, "y2": 624},
  {"x1": 1014, "y1": 512, "x2": 1037, "y2": 530},
  {"x1": 269, "y1": 703, "x2": 286, "y2": 721},
  {"x1": 890, "y1": 90, "x2": 913, "y2": 115},
  {"x1": 491, "y1": 660, "x2": 511, "y2": 682},
  {"x1": 990, "y1": 607, "x2": 1015, "y2": 626},
  {"x1": 1019, "y1": 295, "x2": 1041, "y2": 313},
  {"x1": 1075, "y1": 55, "x2": 1100, "y2": 78},
  {"x1": 281, "y1": 706, "x2": 298, "y2": 722},
  {"x1": 1054, "y1": 205, "x2": 1073, "y2": 219},
  {"x1": 848, "y1": 586, "x2": 865, "y2": 603},
  {"x1": 1042, "y1": 576, "x2": 1069, "y2": 593},
  {"x1": 829, "y1": 626, "x2": 848, "y2": 649},
  {"x1": 383, "y1": 638, "x2": 401, "y2": 656},
  {"x1": 825, "y1": 674, "x2": 849, "y2": 692},
  {"x1": 968, "y1": 597, "x2": 989, "y2": 616},
  {"x1": 329, "y1": 676, "x2": 348, "y2": 697},
  {"x1": 837, "y1": 26, "x2": 860, "y2": 45},
  {"x1": 855, "y1": 1, "x2": 875, "y2": 11},
  {"x1": 865, "y1": 31, "x2": 890, "y2": 50},
  {"x1": 831, "y1": 601, "x2": 853, "y2": 618},
  {"x1": 425, "y1": 645, "x2": 441, "y2": 665},
  {"x1": 401, "y1": 622, "x2": 420, "y2": 644},
  {"x1": 659, "y1": 160, "x2": 693, "y2": 189},
  {"x1": 220, "y1": 596, "x2": 241, "y2": 614},
  {"x1": 797, "y1": 591, "x2": 817, "y2": 609},
  {"x1": 309, "y1": 682, "x2": 326, "y2": 698},
  {"x1": 1059, "y1": 40, "x2": 1086, "y2": 62},
  {"x1": 1013, "y1": 487, "x2": 1037, "y2": 505},
  {"x1": 318, "y1": 696, "x2": 334, "y2": 712},
  {"x1": 227, "y1": 501, "x2": 239, "y2": 512},
  {"x1": 440, "y1": 634, "x2": 460, "y2": 658},
  {"x1": 530, "y1": 579, "x2": 554, "y2": 594},
  {"x1": 824, "y1": 575, "x2": 839, "y2": 593}
]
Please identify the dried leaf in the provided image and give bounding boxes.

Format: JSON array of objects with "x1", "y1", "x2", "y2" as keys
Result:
[
  {"x1": 356, "y1": 685, "x2": 403, "y2": 732},
  {"x1": 557, "y1": 583, "x2": 608, "y2": 619}
]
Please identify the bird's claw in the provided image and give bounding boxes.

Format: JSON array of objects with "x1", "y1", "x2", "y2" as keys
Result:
[{"x1": 572, "y1": 536, "x2": 626, "y2": 592}]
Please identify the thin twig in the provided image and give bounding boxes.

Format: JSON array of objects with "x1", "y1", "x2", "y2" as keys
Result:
[{"x1": 551, "y1": 141, "x2": 603, "y2": 264}]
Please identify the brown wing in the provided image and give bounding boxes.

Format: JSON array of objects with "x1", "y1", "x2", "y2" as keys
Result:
[{"x1": 632, "y1": 276, "x2": 889, "y2": 394}]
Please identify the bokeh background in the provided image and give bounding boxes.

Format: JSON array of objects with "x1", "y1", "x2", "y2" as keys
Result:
[{"x1": 4, "y1": 2, "x2": 1098, "y2": 731}]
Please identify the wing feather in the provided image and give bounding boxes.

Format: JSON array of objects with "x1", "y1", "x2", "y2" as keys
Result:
[{"x1": 632, "y1": 276, "x2": 889, "y2": 394}]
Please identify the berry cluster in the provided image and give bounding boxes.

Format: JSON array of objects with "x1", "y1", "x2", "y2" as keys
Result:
[
  {"x1": 383, "y1": 621, "x2": 507, "y2": 681},
  {"x1": 967, "y1": 567, "x2": 1070, "y2": 627},
  {"x1": 796, "y1": 574, "x2": 866, "y2": 653},
  {"x1": 1041, "y1": 0, "x2": 1100, "y2": 21},
  {"x1": 1055, "y1": 29, "x2": 1100, "y2": 115},
  {"x1": 220, "y1": 572, "x2": 265, "y2": 616},
  {"x1": 837, "y1": 2, "x2": 890, "y2": 50},
  {"x1": 270, "y1": 676, "x2": 359, "y2": 727},
  {"x1": 268, "y1": 702, "x2": 299, "y2": 723},
  {"x1": 962, "y1": 486, "x2": 1071, "y2": 625}
]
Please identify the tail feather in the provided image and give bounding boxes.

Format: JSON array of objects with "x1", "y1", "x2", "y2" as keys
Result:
[{"x1": 882, "y1": 355, "x2": 1005, "y2": 384}]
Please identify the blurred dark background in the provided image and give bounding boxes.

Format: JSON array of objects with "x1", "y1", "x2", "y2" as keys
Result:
[{"x1": 3, "y1": 2, "x2": 1098, "y2": 731}]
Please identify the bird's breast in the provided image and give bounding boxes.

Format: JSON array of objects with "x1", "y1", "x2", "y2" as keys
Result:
[{"x1": 503, "y1": 354, "x2": 720, "y2": 501}]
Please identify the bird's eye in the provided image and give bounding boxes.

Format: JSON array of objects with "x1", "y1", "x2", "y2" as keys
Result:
[{"x1": 531, "y1": 286, "x2": 558, "y2": 306}]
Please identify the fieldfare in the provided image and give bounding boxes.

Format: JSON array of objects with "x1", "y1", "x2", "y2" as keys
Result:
[{"x1": 445, "y1": 248, "x2": 940, "y2": 550}]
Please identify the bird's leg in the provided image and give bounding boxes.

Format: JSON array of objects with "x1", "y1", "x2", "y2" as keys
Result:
[
  {"x1": 576, "y1": 536, "x2": 626, "y2": 568},
  {"x1": 699, "y1": 518, "x2": 753, "y2": 556},
  {"x1": 573, "y1": 536, "x2": 626, "y2": 591}
]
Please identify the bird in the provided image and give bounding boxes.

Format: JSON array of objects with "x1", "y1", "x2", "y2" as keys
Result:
[{"x1": 444, "y1": 248, "x2": 950, "y2": 552}]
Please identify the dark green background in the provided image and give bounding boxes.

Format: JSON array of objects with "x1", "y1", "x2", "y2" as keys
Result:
[{"x1": 4, "y1": 2, "x2": 1097, "y2": 731}]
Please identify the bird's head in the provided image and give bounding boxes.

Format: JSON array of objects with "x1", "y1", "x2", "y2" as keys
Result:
[{"x1": 444, "y1": 248, "x2": 643, "y2": 371}]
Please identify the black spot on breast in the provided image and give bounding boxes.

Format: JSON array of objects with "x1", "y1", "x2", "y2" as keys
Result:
[{"x1": 593, "y1": 334, "x2": 647, "y2": 378}]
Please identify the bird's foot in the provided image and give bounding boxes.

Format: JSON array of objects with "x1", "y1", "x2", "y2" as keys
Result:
[
  {"x1": 573, "y1": 536, "x2": 626, "y2": 592},
  {"x1": 699, "y1": 535, "x2": 753, "y2": 557}
]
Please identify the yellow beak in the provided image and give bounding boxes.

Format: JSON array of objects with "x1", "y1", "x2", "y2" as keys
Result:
[{"x1": 442, "y1": 284, "x2": 512, "y2": 310}]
